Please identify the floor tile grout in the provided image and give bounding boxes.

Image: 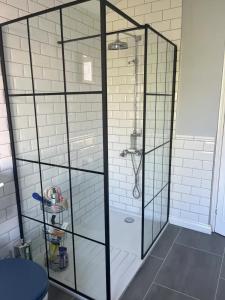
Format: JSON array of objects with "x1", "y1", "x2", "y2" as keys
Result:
[
  {"x1": 154, "y1": 282, "x2": 201, "y2": 300},
  {"x1": 149, "y1": 254, "x2": 164, "y2": 261},
  {"x1": 174, "y1": 241, "x2": 223, "y2": 258},
  {"x1": 214, "y1": 248, "x2": 225, "y2": 300},
  {"x1": 142, "y1": 227, "x2": 182, "y2": 300}
]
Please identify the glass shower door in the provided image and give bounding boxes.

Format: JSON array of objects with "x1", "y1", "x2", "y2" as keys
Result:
[
  {"x1": 142, "y1": 27, "x2": 176, "y2": 258},
  {"x1": 0, "y1": 1, "x2": 110, "y2": 299}
]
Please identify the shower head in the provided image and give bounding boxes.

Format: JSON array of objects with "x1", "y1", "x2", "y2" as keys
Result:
[{"x1": 108, "y1": 34, "x2": 128, "y2": 51}]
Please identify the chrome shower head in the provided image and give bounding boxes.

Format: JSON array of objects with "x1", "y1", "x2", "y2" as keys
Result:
[{"x1": 108, "y1": 34, "x2": 128, "y2": 51}]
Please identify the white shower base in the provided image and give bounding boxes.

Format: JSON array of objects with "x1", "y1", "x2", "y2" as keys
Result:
[
  {"x1": 109, "y1": 209, "x2": 142, "y2": 300},
  {"x1": 76, "y1": 208, "x2": 142, "y2": 299},
  {"x1": 34, "y1": 209, "x2": 142, "y2": 300}
]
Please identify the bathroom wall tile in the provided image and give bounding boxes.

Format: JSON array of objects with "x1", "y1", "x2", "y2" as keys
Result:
[
  {"x1": 107, "y1": 0, "x2": 182, "y2": 215},
  {"x1": 170, "y1": 135, "x2": 215, "y2": 230}
]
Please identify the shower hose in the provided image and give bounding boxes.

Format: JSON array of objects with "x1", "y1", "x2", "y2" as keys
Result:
[{"x1": 131, "y1": 152, "x2": 143, "y2": 199}]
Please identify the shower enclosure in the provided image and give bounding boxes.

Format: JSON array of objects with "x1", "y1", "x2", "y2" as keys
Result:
[{"x1": 0, "y1": 0, "x2": 177, "y2": 299}]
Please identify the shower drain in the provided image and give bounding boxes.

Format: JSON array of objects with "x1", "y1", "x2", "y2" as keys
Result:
[{"x1": 124, "y1": 217, "x2": 135, "y2": 223}]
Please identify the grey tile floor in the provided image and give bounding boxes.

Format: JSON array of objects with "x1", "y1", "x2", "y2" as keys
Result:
[
  {"x1": 49, "y1": 225, "x2": 225, "y2": 300},
  {"x1": 121, "y1": 225, "x2": 225, "y2": 300},
  {"x1": 48, "y1": 284, "x2": 75, "y2": 300}
]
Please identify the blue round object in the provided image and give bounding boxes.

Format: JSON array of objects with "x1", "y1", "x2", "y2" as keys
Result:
[{"x1": 0, "y1": 258, "x2": 48, "y2": 300}]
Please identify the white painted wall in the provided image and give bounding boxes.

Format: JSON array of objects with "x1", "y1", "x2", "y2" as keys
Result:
[{"x1": 177, "y1": 0, "x2": 225, "y2": 138}]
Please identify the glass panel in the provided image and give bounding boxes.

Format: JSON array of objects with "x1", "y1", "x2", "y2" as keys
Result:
[
  {"x1": 47, "y1": 225, "x2": 75, "y2": 289},
  {"x1": 163, "y1": 143, "x2": 170, "y2": 186},
  {"x1": 2, "y1": 21, "x2": 32, "y2": 94},
  {"x1": 107, "y1": 26, "x2": 145, "y2": 217},
  {"x1": 155, "y1": 96, "x2": 165, "y2": 147},
  {"x1": 64, "y1": 38, "x2": 102, "y2": 92},
  {"x1": 154, "y1": 147, "x2": 163, "y2": 196},
  {"x1": 166, "y1": 44, "x2": 174, "y2": 94},
  {"x1": 143, "y1": 33, "x2": 173, "y2": 256},
  {"x1": 145, "y1": 96, "x2": 155, "y2": 151},
  {"x1": 157, "y1": 38, "x2": 167, "y2": 94},
  {"x1": 153, "y1": 193, "x2": 162, "y2": 240},
  {"x1": 17, "y1": 160, "x2": 43, "y2": 222},
  {"x1": 161, "y1": 185, "x2": 168, "y2": 227},
  {"x1": 22, "y1": 217, "x2": 46, "y2": 269},
  {"x1": 144, "y1": 153, "x2": 154, "y2": 206},
  {"x1": 164, "y1": 96, "x2": 172, "y2": 142},
  {"x1": 29, "y1": 11, "x2": 64, "y2": 93},
  {"x1": 67, "y1": 94, "x2": 103, "y2": 172},
  {"x1": 63, "y1": 1, "x2": 101, "y2": 92},
  {"x1": 74, "y1": 236, "x2": 106, "y2": 300},
  {"x1": 144, "y1": 200, "x2": 153, "y2": 254},
  {"x1": 40, "y1": 164, "x2": 72, "y2": 230},
  {"x1": 146, "y1": 30, "x2": 158, "y2": 94},
  {"x1": 71, "y1": 170, "x2": 105, "y2": 243},
  {"x1": 10, "y1": 96, "x2": 38, "y2": 161},
  {"x1": 36, "y1": 95, "x2": 68, "y2": 166},
  {"x1": 62, "y1": 0, "x2": 100, "y2": 41}
]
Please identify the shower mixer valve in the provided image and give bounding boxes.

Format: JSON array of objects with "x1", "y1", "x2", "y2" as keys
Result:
[
  {"x1": 120, "y1": 131, "x2": 142, "y2": 157},
  {"x1": 120, "y1": 149, "x2": 142, "y2": 157},
  {"x1": 120, "y1": 130, "x2": 143, "y2": 199}
]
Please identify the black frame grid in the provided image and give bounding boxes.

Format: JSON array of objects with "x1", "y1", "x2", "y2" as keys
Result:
[
  {"x1": 141, "y1": 25, "x2": 177, "y2": 259},
  {"x1": 0, "y1": 0, "x2": 177, "y2": 299}
]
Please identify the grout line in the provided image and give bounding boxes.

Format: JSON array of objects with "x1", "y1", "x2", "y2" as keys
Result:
[
  {"x1": 174, "y1": 226, "x2": 182, "y2": 241},
  {"x1": 174, "y1": 241, "x2": 223, "y2": 258},
  {"x1": 214, "y1": 248, "x2": 225, "y2": 300},
  {"x1": 153, "y1": 283, "x2": 200, "y2": 300},
  {"x1": 143, "y1": 226, "x2": 182, "y2": 300},
  {"x1": 149, "y1": 254, "x2": 164, "y2": 261}
]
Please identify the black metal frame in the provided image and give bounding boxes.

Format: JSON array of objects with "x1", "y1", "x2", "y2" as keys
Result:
[
  {"x1": 0, "y1": 0, "x2": 177, "y2": 299},
  {"x1": 141, "y1": 25, "x2": 177, "y2": 259}
]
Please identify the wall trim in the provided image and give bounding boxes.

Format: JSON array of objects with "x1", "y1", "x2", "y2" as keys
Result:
[
  {"x1": 170, "y1": 217, "x2": 212, "y2": 234},
  {"x1": 175, "y1": 134, "x2": 215, "y2": 142}
]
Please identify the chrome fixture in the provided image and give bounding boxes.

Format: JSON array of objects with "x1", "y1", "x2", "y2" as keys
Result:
[
  {"x1": 111, "y1": 32, "x2": 143, "y2": 199},
  {"x1": 108, "y1": 33, "x2": 128, "y2": 50}
]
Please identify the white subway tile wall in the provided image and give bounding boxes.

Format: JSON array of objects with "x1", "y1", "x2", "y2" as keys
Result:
[
  {"x1": 107, "y1": 28, "x2": 145, "y2": 214},
  {"x1": 170, "y1": 135, "x2": 215, "y2": 231},
  {"x1": 107, "y1": 0, "x2": 181, "y2": 216}
]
